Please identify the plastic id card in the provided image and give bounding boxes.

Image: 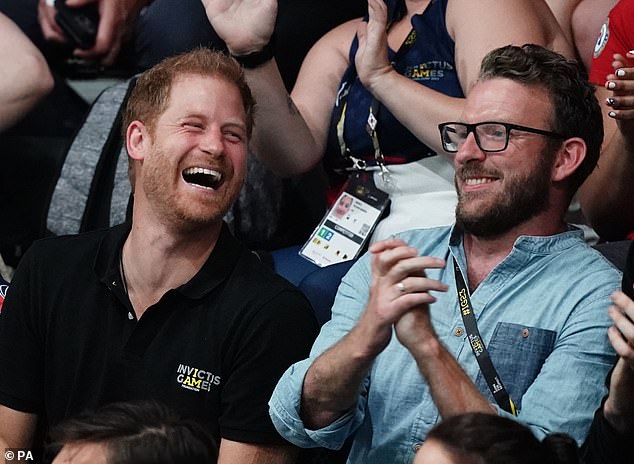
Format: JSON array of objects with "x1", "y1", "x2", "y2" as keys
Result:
[{"x1": 300, "y1": 172, "x2": 390, "y2": 267}]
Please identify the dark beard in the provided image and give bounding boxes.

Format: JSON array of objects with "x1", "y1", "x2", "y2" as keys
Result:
[{"x1": 455, "y1": 158, "x2": 552, "y2": 239}]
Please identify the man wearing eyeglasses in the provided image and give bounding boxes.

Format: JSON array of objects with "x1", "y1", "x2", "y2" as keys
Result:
[{"x1": 269, "y1": 44, "x2": 621, "y2": 464}]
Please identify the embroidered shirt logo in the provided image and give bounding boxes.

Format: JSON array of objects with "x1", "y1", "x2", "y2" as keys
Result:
[{"x1": 176, "y1": 363, "x2": 221, "y2": 392}]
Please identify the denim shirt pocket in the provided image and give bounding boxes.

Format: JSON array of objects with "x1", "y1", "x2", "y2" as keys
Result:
[{"x1": 474, "y1": 322, "x2": 556, "y2": 410}]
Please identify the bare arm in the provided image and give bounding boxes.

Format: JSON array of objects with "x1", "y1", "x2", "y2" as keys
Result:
[
  {"x1": 246, "y1": 24, "x2": 356, "y2": 176},
  {"x1": 579, "y1": 55, "x2": 634, "y2": 240},
  {"x1": 0, "y1": 13, "x2": 53, "y2": 132},
  {"x1": 396, "y1": 310, "x2": 496, "y2": 418},
  {"x1": 218, "y1": 439, "x2": 298, "y2": 464},
  {"x1": 301, "y1": 239, "x2": 448, "y2": 429},
  {"x1": 300, "y1": 314, "x2": 385, "y2": 429},
  {"x1": 544, "y1": 0, "x2": 581, "y2": 49},
  {"x1": 570, "y1": 0, "x2": 618, "y2": 71},
  {"x1": 603, "y1": 290, "x2": 634, "y2": 434},
  {"x1": 0, "y1": 405, "x2": 37, "y2": 451}
]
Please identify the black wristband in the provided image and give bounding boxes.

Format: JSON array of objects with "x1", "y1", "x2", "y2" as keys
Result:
[{"x1": 232, "y1": 43, "x2": 274, "y2": 69}]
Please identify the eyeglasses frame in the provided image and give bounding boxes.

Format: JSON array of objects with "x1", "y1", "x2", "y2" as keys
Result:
[{"x1": 438, "y1": 121, "x2": 567, "y2": 153}]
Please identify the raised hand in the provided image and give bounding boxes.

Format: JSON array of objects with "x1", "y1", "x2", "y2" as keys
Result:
[
  {"x1": 201, "y1": 0, "x2": 277, "y2": 55},
  {"x1": 355, "y1": 0, "x2": 392, "y2": 92}
]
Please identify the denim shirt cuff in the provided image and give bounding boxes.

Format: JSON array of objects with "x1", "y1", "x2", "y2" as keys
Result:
[
  {"x1": 303, "y1": 408, "x2": 359, "y2": 449},
  {"x1": 269, "y1": 358, "x2": 362, "y2": 449},
  {"x1": 493, "y1": 403, "x2": 517, "y2": 421},
  {"x1": 492, "y1": 403, "x2": 554, "y2": 441},
  {"x1": 270, "y1": 389, "x2": 360, "y2": 449}
]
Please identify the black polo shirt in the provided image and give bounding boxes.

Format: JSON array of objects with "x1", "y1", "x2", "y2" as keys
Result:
[{"x1": 0, "y1": 223, "x2": 318, "y2": 445}]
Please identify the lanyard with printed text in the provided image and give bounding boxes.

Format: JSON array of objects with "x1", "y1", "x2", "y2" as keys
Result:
[
  {"x1": 453, "y1": 257, "x2": 518, "y2": 416},
  {"x1": 334, "y1": 27, "x2": 417, "y2": 180}
]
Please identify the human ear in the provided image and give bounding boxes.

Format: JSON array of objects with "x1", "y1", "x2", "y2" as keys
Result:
[
  {"x1": 551, "y1": 137, "x2": 586, "y2": 182},
  {"x1": 126, "y1": 120, "x2": 150, "y2": 161}
]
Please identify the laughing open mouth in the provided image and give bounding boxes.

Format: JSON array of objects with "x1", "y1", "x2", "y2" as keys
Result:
[{"x1": 182, "y1": 167, "x2": 223, "y2": 190}]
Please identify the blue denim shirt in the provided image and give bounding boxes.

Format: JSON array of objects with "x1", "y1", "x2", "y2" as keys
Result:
[{"x1": 269, "y1": 226, "x2": 620, "y2": 464}]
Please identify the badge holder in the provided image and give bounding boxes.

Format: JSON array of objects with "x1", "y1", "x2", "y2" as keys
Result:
[
  {"x1": 299, "y1": 172, "x2": 390, "y2": 267},
  {"x1": 301, "y1": 60, "x2": 405, "y2": 267}
]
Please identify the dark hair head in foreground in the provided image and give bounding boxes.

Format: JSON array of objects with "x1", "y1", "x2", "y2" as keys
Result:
[
  {"x1": 418, "y1": 412, "x2": 579, "y2": 464},
  {"x1": 47, "y1": 400, "x2": 217, "y2": 464}
]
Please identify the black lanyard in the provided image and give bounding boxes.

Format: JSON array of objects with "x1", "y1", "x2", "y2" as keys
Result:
[{"x1": 453, "y1": 257, "x2": 518, "y2": 416}]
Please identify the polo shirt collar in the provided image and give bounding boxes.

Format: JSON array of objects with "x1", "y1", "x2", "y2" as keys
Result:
[
  {"x1": 178, "y1": 223, "x2": 243, "y2": 299},
  {"x1": 94, "y1": 221, "x2": 244, "y2": 300}
]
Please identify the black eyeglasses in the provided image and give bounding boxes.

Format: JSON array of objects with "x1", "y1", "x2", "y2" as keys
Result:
[{"x1": 438, "y1": 121, "x2": 566, "y2": 153}]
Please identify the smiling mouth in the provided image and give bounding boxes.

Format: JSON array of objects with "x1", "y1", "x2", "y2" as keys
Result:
[
  {"x1": 464, "y1": 177, "x2": 497, "y2": 186},
  {"x1": 182, "y1": 167, "x2": 223, "y2": 189}
]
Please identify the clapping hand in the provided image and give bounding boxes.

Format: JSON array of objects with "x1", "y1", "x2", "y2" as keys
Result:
[{"x1": 361, "y1": 238, "x2": 447, "y2": 354}]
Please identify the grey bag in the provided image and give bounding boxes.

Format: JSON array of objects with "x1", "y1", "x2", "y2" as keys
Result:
[{"x1": 47, "y1": 79, "x2": 134, "y2": 235}]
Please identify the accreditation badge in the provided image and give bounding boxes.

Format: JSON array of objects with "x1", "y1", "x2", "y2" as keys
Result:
[{"x1": 299, "y1": 172, "x2": 390, "y2": 267}]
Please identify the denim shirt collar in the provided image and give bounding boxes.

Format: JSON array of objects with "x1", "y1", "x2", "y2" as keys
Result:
[
  {"x1": 448, "y1": 224, "x2": 584, "y2": 261},
  {"x1": 448, "y1": 224, "x2": 586, "y2": 295}
]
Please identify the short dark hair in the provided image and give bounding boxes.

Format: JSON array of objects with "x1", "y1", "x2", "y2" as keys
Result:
[
  {"x1": 426, "y1": 413, "x2": 579, "y2": 464},
  {"x1": 478, "y1": 44, "x2": 603, "y2": 195},
  {"x1": 122, "y1": 47, "x2": 256, "y2": 139},
  {"x1": 47, "y1": 400, "x2": 218, "y2": 464}
]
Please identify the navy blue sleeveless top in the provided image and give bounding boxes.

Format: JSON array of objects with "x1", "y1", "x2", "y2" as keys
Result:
[{"x1": 325, "y1": 0, "x2": 464, "y2": 172}]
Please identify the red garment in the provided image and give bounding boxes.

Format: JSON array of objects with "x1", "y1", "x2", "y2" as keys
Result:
[{"x1": 589, "y1": 0, "x2": 634, "y2": 85}]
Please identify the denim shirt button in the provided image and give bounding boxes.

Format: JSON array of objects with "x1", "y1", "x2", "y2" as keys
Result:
[
  {"x1": 413, "y1": 443, "x2": 422, "y2": 452},
  {"x1": 522, "y1": 328, "x2": 530, "y2": 338},
  {"x1": 454, "y1": 327, "x2": 464, "y2": 337}
]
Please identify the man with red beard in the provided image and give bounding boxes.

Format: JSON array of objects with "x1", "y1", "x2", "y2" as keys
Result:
[
  {"x1": 0, "y1": 49, "x2": 317, "y2": 463},
  {"x1": 269, "y1": 44, "x2": 620, "y2": 463}
]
